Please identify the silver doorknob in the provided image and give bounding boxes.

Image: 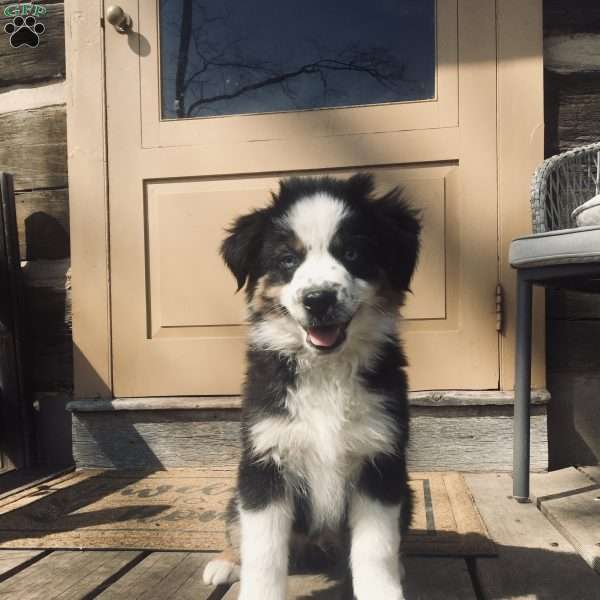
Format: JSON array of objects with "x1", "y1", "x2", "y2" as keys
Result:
[{"x1": 106, "y1": 5, "x2": 132, "y2": 33}]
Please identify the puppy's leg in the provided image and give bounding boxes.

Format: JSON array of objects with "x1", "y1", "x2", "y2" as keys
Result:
[
  {"x1": 349, "y1": 493, "x2": 405, "y2": 600},
  {"x1": 203, "y1": 496, "x2": 241, "y2": 586},
  {"x1": 235, "y1": 455, "x2": 292, "y2": 600},
  {"x1": 238, "y1": 500, "x2": 292, "y2": 600},
  {"x1": 349, "y1": 455, "x2": 411, "y2": 600}
]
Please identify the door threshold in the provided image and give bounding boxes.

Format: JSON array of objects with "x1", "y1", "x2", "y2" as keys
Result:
[{"x1": 67, "y1": 389, "x2": 550, "y2": 413}]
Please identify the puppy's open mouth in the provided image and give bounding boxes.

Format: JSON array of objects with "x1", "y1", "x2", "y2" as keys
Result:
[{"x1": 304, "y1": 322, "x2": 349, "y2": 352}]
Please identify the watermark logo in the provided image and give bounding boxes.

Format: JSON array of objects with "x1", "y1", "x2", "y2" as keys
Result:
[{"x1": 3, "y1": 3, "x2": 46, "y2": 48}]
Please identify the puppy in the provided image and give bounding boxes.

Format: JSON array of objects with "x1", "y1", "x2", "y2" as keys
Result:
[{"x1": 203, "y1": 174, "x2": 420, "y2": 600}]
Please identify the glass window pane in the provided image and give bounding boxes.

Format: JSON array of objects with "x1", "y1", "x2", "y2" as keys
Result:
[{"x1": 159, "y1": 0, "x2": 436, "y2": 120}]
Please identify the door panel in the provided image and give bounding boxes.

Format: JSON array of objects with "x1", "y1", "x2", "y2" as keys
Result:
[
  {"x1": 146, "y1": 167, "x2": 447, "y2": 339},
  {"x1": 106, "y1": 0, "x2": 499, "y2": 396}
]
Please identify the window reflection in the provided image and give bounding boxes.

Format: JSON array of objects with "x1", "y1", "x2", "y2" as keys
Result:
[{"x1": 159, "y1": 0, "x2": 436, "y2": 120}]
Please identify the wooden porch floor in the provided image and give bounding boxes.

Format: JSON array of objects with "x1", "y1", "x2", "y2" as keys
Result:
[{"x1": 0, "y1": 471, "x2": 598, "y2": 599}]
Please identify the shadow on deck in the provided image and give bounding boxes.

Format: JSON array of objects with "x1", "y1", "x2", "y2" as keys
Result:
[{"x1": 0, "y1": 471, "x2": 596, "y2": 599}]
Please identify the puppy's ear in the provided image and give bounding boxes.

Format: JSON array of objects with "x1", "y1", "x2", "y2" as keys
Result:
[
  {"x1": 346, "y1": 172, "x2": 376, "y2": 199},
  {"x1": 372, "y1": 188, "x2": 421, "y2": 291},
  {"x1": 220, "y1": 208, "x2": 269, "y2": 291}
]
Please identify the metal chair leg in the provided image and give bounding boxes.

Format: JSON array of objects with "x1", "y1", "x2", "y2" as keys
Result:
[{"x1": 513, "y1": 271, "x2": 533, "y2": 502}]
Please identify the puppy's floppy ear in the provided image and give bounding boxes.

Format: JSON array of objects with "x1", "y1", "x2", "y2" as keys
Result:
[
  {"x1": 372, "y1": 188, "x2": 422, "y2": 291},
  {"x1": 220, "y1": 208, "x2": 269, "y2": 291},
  {"x1": 345, "y1": 172, "x2": 376, "y2": 198}
]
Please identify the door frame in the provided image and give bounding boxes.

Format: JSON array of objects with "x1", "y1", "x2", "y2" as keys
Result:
[{"x1": 65, "y1": 0, "x2": 544, "y2": 400}]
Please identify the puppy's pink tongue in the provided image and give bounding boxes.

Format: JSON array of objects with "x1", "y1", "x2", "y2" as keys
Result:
[{"x1": 307, "y1": 326, "x2": 340, "y2": 347}]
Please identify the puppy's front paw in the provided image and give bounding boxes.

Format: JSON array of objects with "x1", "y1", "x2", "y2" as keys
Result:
[
  {"x1": 202, "y1": 558, "x2": 240, "y2": 585},
  {"x1": 356, "y1": 586, "x2": 405, "y2": 600}
]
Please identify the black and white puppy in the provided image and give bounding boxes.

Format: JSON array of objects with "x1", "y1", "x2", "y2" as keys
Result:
[{"x1": 203, "y1": 174, "x2": 420, "y2": 600}]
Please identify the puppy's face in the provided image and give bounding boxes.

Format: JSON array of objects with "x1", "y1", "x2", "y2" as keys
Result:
[
  {"x1": 221, "y1": 174, "x2": 420, "y2": 355},
  {"x1": 261, "y1": 194, "x2": 379, "y2": 352}
]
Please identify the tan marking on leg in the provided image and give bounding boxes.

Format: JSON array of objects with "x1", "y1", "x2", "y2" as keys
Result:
[{"x1": 217, "y1": 545, "x2": 241, "y2": 565}]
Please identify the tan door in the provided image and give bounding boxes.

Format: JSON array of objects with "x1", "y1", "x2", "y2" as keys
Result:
[{"x1": 105, "y1": 0, "x2": 500, "y2": 397}]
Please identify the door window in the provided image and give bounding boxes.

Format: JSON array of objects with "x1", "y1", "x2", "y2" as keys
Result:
[{"x1": 158, "y1": 0, "x2": 436, "y2": 120}]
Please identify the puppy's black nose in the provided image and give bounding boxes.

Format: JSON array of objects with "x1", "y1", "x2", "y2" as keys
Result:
[{"x1": 302, "y1": 289, "x2": 337, "y2": 317}]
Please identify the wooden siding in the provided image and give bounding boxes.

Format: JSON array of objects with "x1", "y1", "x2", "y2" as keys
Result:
[
  {"x1": 0, "y1": 0, "x2": 71, "y2": 467},
  {"x1": 543, "y1": 0, "x2": 600, "y2": 467},
  {"x1": 544, "y1": 1, "x2": 600, "y2": 154},
  {"x1": 0, "y1": 2, "x2": 65, "y2": 87}
]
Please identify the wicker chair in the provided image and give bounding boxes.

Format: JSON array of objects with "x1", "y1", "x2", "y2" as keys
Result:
[{"x1": 509, "y1": 142, "x2": 600, "y2": 501}]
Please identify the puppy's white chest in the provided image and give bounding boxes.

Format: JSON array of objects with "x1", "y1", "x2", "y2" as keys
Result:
[{"x1": 250, "y1": 366, "x2": 397, "y2": 528}]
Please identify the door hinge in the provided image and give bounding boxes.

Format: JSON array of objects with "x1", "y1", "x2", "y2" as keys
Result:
[{"x1": 495, "y1": 283, "x2": 504, "y2": 333}]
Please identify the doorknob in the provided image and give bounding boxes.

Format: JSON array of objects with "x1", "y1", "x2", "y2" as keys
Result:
[{"x1": 106, "y1": 5, "x2": 132, "y2": 33}]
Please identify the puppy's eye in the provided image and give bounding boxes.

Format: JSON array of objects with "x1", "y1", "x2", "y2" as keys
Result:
[
  {"x1": 344, "y1": 248, "x2": 359, "y2": 262},
  {"x1": 280, "y1": 254, "x2": 299, "y2": 269}
]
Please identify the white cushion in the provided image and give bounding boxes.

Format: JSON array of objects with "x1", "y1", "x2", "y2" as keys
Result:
[
  {"x1": 510, "y1": 226, "x2": 600, "y2": 268},
  {"x1": 572, "y1": 195, "x2": 600, "y2": 227}
]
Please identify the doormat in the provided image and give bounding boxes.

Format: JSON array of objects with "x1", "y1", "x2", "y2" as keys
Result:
[{"x1": 0, "y1": 469, "x2": 495, "y2": 556}]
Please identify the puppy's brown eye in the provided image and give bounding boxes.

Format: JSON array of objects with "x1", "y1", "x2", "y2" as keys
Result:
[
  {"x1": 344, "y1": 248, "x2": 359, "y2": 262},
  {"x1": 280, "y1": 254, "x2": 299, "y2": 269}
]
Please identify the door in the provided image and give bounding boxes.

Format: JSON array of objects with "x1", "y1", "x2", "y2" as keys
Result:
[{"x1": 105, "y1": 0, "x2": 499, "y2": 397}]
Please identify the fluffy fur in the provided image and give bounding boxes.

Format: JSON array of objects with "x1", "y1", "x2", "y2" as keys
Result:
[{"x1": 203, "y1": 174, "x2": 421, "y2": 600}]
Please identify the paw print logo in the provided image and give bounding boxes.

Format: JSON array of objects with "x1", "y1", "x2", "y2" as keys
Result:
[{"x1": 4, "y1": 15, "x2": 45, "y2": 48}]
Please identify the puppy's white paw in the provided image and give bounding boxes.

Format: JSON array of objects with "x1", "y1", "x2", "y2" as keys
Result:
[
  {"x1": 355, "y1": 586, "x2": 405, "y2": 600},
  {"x1": 202, "y1": 558, "x2": 240, "y2": 585}
]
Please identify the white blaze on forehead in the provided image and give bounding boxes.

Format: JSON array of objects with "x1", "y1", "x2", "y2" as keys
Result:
[
  {"x1": 285, "y1": 193, "x2": 348, "y2": 251},
  {"x1": 278, "y1": 191, "x2": 368, "y2": 330}
]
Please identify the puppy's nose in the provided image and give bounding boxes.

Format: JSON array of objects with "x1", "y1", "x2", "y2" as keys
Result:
[{"x1": 302, "y1": 289, "x2": 337, "y2": 317}]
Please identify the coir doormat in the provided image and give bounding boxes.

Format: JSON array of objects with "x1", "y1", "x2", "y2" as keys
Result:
[{"x1": 0, "y1": 469, "x2": 495, "y2": 556}]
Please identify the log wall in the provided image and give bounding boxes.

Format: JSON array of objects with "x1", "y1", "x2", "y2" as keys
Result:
[
  {"x1": 0, "y1": 1, "x2": 71, "y2": 466},
  {"x1": 544, "y1": 0, "x2": 600, "y2": 467},
  {"x1": 1, "y1": 1, "x2": 598, "y2": 469}
]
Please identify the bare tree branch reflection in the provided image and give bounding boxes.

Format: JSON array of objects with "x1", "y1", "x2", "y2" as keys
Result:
[
  {"x1": 174, "y1": 0, "x2": 192, "y2": 117},
  {"x1": 166, "y1": 0, "x2": 418, "y2": 119},
  {"x1": 185, "y1": 51, "x2": 408, "y2": 117}
]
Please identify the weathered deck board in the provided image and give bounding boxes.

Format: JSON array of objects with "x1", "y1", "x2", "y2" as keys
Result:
[
  {"x1": 532, "y1": 468, "x2": 600, "y2": 574},
  {"x1": 0, "y1": 467, "x2": 74, "y2": 501},
  {"x1": 221, "y1": 557, "x2": 477, "y2": 600},
  {"x1": 0, "y1": 470, "x2": 491, "y2": 556},
  {"x1": 539, "y1": 487, "x2": 600, "y2": 575},
  {"x1": 222, "y1": 573, "x2": 344, "y2": 600},
  {"x1": 96, "y1": 552, "x2": 220, "y2": 600},
  {"x1": 0, "y1": 550, "x2": 142, "y2": 599},
  {"x1": 531, "y1": 467, "x2": 599, "y2": 500},
  {"x1": 580, "y1": 465, "x2": 600, "y2": 485},
  {"x1": 0, "y1": 469, "x2": 82, "y2": 511},
  {"x1": 466, "y1": 473, "x2": 600, "y2": 599},
  {"x1": 403, "y1": 557, "x2": 477, "y2": 600},
  {"x1": 0, "y1": 473, "x2": 596, "y2": 598},
  {"x1": 0, "y1": 550, "x2": 46, "y2": 578}
]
